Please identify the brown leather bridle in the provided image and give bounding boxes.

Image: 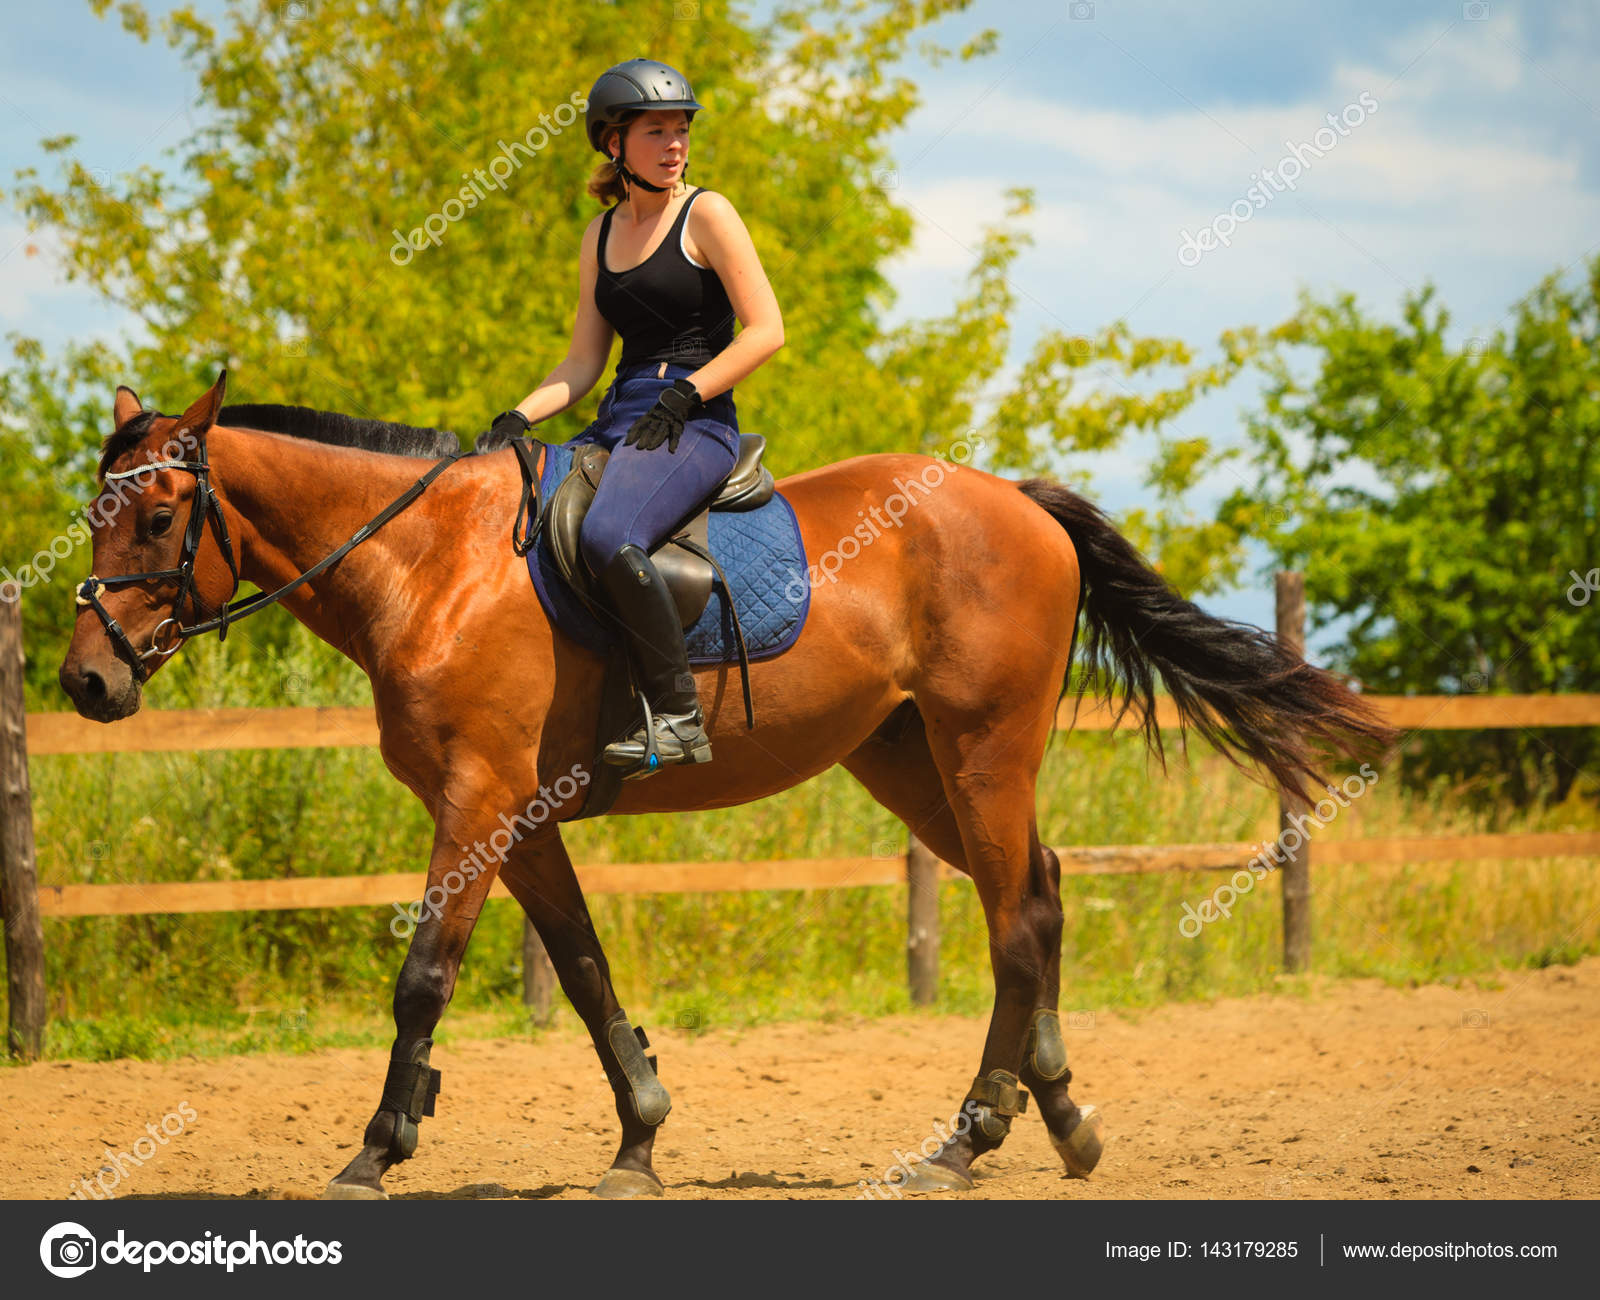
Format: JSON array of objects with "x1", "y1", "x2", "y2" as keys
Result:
[{"x1": 77, "y1": 409, "x2": 462, "y2": 682}]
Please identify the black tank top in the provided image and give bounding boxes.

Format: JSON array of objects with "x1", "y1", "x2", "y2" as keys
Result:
[{"x1": 594, "y1": 189, "x2": 735, "y2": 372}]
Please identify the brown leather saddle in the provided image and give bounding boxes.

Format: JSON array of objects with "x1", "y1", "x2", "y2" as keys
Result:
[
  {"x1": 521, "y1": 434, "x2": 773, "y2": 823},
  {"x1": 542, "y1": 433, "x2": 775, "y2": 624}
]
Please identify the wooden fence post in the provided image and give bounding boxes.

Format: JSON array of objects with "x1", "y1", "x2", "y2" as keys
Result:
[
  {"x1": 906, "y1": 833, "x2": 939, "y2": 1005},
  {"x1": 0, "y1": 595, "x2": 46, "y2": 1058},
  {"x1": 1275, "y1": 571, "x2": 1312, "y2": 974},
  {"x1": 521, "y1": 917, "x2": 556, "y2": 1026}
]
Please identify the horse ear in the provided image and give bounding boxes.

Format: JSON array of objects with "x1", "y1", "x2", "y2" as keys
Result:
[
  {"x1": 113, "y1": 386, "x2": 143, "y2": 431},
  {"x1": 172, "y1": 369, "x2": 228, "y2": 441}
]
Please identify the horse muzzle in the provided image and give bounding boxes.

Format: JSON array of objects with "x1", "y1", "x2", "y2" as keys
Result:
[{"x1": 58, "y1": 654, "x2": 142, "y2": 723}]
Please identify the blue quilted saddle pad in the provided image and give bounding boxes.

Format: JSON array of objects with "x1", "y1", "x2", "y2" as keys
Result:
[{"x1": 523, "y1": 439, "x2": 811, "y2": 665}]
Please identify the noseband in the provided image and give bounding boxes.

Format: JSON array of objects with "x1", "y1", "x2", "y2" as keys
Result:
[{"x1": 77, "y1": 413, "x2": 462, "y2": 683}]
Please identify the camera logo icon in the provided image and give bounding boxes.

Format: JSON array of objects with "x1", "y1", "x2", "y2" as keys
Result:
[{"x1": 40, "y1": 1222, "x2": 98, "y2": 1278}]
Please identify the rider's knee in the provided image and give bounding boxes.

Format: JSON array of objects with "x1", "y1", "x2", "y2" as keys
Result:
[{"x1": 579, "y1": 517, "x2": 628, "y2": 580}]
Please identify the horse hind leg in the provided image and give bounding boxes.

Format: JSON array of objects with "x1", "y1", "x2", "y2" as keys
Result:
[
  {"x1": 1019, "y1": 839, "x2": 1103, "y2": 1179},
  {"x1": 838, "y1": 700, "x2": 968, "y2": 872},
  {"x1": 884, "y1": 704, "x2": 1101, "y2": 1192}
]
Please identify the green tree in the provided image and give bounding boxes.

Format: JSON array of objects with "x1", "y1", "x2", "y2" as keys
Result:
[
  {"x1": 1235, "y1": 264, "x2": 1600, "y2": 804},
  {"x1": 0, "y1": 336, "x2": 127, "y2": 686}
]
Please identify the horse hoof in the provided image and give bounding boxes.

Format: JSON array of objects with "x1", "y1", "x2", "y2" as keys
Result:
[
  {"x1": 896, "y1": 1161, "x2": 975, "y2": 1193},
  {"x1": 1052, "y1": 1104, "x2": 1103, "y2": 1179},
  {"x1": 593, "y1": 1167, "x2": 664, "y2": 1199},
  {"x1": 322, "y1": 1180, "x2": 388, "y2": 1200}
]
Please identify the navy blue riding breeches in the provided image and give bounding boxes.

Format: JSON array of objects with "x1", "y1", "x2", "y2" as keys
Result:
[{"x1": 571, "y1": 361, "x2": 740, "y2": 579}]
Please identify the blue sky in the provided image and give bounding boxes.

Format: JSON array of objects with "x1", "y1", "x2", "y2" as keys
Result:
[{"x1": 4, "y1": 0, "x2": 1598, "y2": 635}]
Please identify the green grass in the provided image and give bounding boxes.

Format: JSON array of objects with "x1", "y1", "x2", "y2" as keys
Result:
[{"x1": 6, "y1": 634, "x2": 1599, "y2": 1063}]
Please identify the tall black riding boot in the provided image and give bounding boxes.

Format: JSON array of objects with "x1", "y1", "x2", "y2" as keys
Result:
[{"x1": 596, "y1": 543, "x2": 712, "y2": 776}]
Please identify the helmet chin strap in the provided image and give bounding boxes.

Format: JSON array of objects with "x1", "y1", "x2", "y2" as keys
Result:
[{"x1": 613, "y1": 151, "x2": 671, "y2": 195}]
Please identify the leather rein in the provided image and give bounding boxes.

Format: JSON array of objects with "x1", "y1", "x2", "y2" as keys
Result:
[{"x1": 77, "y1": 412, "x2": 465, "y2": 682}]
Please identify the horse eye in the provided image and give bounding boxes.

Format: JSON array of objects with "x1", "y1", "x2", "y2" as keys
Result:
[{"x1": 150, "y1": 510, "x2": 174, "y2": 538}]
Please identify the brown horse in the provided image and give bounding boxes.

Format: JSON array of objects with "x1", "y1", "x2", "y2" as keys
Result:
[{"x1": 58, "y1": 372, "x2": 1389, "y2": 1198}]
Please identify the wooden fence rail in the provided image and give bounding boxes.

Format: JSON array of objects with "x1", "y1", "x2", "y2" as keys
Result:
[
  {"x1": 6, "y1": 578, "x2": 1600, "y2": 1051},
  {"x1": 24, "y1": 693, "x2": 1600, "y2": 757},
  {"x1": 27, "y1": 833, "x2": 1600, "y2": 920}
]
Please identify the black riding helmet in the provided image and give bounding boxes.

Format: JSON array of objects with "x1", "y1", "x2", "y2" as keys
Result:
[{"x1": 585, "y1": 59, "x2": 704, "y2": 193}]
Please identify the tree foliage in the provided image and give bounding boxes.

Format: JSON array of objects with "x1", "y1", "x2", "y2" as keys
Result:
[{"x1": 1235, "y1": 264, "x2": 1600, "y2": 802}]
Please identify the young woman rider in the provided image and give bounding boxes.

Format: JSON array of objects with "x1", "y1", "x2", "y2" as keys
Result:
[{"x1": 485, "y1": 59, "x2": 784, "y2": 780}]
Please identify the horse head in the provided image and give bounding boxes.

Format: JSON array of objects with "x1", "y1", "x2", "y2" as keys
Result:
[{"x1": 59, "y1": 370, "x2": 238, "y2": 721}]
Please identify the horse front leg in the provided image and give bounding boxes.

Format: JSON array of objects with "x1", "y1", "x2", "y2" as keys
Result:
[
  {"x1": 498, "y1": 830, "x2": 672, "y2": 1199},
  {"x1": 324, "y1": 819, "x2": 499, "y2": 1200}
]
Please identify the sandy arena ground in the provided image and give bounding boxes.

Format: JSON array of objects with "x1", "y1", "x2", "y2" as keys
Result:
[{"x1": 5, "y1": 958, "x2": 1598, "y2": 1200}]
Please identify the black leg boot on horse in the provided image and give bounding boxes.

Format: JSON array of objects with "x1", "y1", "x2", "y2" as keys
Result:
[{"x1": 596, "y1": 542, "x2": 712, "y2": 777}]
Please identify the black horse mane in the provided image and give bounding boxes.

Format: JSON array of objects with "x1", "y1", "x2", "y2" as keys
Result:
[
  {"x1": 98, "y1": 402, "x2": 463, "y2": 478},
  {"x1": 221, "y1": 404, "x2": 462, "y2": 458}
]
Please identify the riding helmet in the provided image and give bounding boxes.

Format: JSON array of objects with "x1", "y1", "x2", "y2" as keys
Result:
[{"x1": 585, "y1": 59, "x2": 704, "y2": 155}]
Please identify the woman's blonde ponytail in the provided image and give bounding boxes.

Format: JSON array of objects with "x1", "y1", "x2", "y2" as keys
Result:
[
  {"x1": 587, "y1": 157, "x2": 627, "y2": 206},
  {"x1": 587, "y1": 121, "x2": 629, "y2": 205}
]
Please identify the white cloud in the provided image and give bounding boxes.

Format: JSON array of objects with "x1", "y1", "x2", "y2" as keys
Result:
[
  {"x1": 880, "y1": 6, "x2": 1600, "y2": 351},
  {"x1": 0, "y1": 224, "x2": 68, "y2": 322},
  {"x1": 961, "y1": 77, "x2": 1575, "y2": 213},
  {"x1": 1359, "y1": 15, "x2": 1527, "y2": 101},
  {"x1": 889, "y1": 181, "x2": 1010, "y2": 272},
  {"x1": 0, "y1": 223, "x2": 132, "y2": 353}
]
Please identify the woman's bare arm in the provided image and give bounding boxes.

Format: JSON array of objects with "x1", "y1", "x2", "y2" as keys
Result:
[
  {"x1": 512, "y1": 216, "x2": 615, "y2": 424},
  {"x1": 681, "y1": 192, "x2": 784, "y2": 402}
]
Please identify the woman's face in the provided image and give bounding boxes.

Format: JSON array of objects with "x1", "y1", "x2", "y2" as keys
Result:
[{"x1": 616, "y1": 109, "x2": 691, "y2": 190}]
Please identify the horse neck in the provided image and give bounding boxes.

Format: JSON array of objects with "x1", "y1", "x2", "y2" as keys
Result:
[{"x1": 207, "y1": 424, "x2": 452, "y2": 671}]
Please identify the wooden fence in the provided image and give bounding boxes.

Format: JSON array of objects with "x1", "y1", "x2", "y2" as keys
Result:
[{"x1": 4, "y1": 579, "x2": 1599, "y2": 1055}]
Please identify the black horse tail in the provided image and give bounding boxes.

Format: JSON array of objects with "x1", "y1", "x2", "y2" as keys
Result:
[{"x1": 1018, "y1": 478, "x2": 1394, "y2": 800}]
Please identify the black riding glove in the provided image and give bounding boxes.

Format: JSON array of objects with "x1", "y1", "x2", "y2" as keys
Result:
[
  {"x1": 483, "y1": 408, "x2": 531, "y2": 449},
  {"x1": 476, "y1": 408, "x2": 534, "y2": 454},
  {"x1": 623, "y1": 378, "x2": 701, "y2": 454}
]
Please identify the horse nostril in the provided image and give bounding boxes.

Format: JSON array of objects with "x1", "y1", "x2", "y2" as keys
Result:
[{"x1": 80, "y1": 668, "x2": 106, "y2": 701}]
